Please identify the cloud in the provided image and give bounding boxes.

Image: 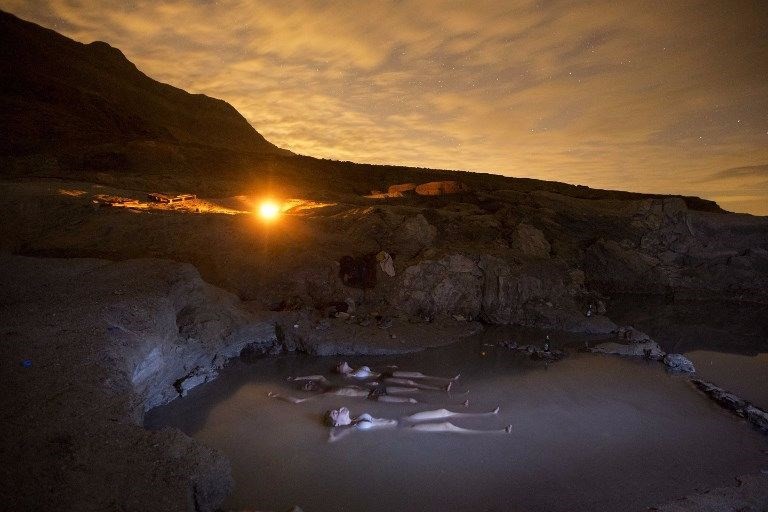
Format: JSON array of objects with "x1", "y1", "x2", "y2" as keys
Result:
[
  {"x1": 2, "y1": 0, "x2": 768, "y2": 214},
  {"x1": 699, "y1": 164, "x2": 768, "y2": 182}
]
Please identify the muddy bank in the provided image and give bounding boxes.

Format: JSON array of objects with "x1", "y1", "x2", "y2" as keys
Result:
[{"x1": 0, "y1": 254, "x2": 483, "y2": 511}]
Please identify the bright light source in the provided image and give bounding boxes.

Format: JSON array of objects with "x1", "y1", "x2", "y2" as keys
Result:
[{"x1": 258, "y1": 200, "x2": 281, "y2": 220}]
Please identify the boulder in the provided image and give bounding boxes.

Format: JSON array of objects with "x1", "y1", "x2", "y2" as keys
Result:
[
  {"x1": 588, "y1": 340, "x2": 665, "y2": 360},
  {"x1": 414, "y1": 180, "x2": 469, "y2": 196},
  {"x1": 663, "y1": 353, "x2": 696, "y2": 373},
  {"x1": 510, "y1": 223, "x2": 551, "y2": 258},
  {"x1": 614, "y1": 325, "x2": 653, "y2": 343}
]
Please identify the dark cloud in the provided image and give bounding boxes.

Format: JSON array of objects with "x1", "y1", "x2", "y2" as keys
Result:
[
  {"x1": 700, "y1": 164, "x2": 768, "y2": 182},
  {"x1": 2, "y1": 0, "x2": 767, "y2": 214}
]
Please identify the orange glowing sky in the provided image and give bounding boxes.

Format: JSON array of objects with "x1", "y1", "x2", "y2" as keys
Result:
[{"x1": 3, "y1": 1, "x2": 767, "y2": 214}]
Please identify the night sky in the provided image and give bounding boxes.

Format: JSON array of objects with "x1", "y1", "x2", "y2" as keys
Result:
[{"x1": 4, "y1": 1, "x2": 767, "y2": 214}]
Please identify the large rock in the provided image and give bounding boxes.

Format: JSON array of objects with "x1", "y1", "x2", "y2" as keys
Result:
[
  {"x1": 510, "y1": 223, "x2": 551, "y2": 258},
  {"x1": 663, "y1": 353, "x2": 696, "y2": 373},
  {"x1": 414, "y1": 180, "x2": 469, "y2": 196},
  {"x1": 588, "y1": 340, "x2": 665, "y2": 360}
]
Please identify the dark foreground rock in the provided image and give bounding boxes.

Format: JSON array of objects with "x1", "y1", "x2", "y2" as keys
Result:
[{"x1": 0, "y1": 254, "x2": 278, "y2": 512}]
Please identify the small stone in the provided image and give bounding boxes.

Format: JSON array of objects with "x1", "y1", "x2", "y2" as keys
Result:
[{"x1": 663, "y1": 353, "x2": 696, "y2": 373}]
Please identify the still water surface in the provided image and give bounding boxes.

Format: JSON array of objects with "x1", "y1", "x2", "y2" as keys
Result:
[{"x1": 146, "y1": 334, "x2": 768, "y2": 512}]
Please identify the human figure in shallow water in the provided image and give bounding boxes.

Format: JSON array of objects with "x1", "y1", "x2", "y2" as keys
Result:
[
  {"x1": 325, "y1": 406, "x2": 511, "y2": 442},
  {"x1": 268, "y1": 384, "x2": 418, "y2": 404},
  {"x1": 334, "y1": 361, "x2": 460, "y2": 384}
]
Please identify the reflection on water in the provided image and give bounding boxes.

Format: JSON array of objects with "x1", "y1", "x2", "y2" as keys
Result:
[{"x1": 146, "y1": 335, "x2": 768, "y2": 512}]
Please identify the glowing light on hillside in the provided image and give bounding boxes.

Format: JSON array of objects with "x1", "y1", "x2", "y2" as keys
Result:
[{"x1": 258, "y1": 200, "x2": 281, "y2": 221}]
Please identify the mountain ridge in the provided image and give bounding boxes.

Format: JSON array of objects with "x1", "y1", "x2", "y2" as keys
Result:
[{"x1": 0, "y1": 10, "x2": 285, "y2": 166}]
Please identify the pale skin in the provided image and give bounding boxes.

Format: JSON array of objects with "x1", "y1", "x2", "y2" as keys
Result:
[
  {"x1": 326, "y1": 407, "x2": 399, "y2": 442},
  {"x1": 410, "y1": 422, "x2": 513, "y2": 434},
  {"x1": 400, "y1": 406, "x2": 500, "y2": 423},
  {"x1": 268, "y1": 388, "x2": 418, "y2": 404},
  {"x1": 326, "y1": 406, "x2": 511, "y2": 442},
  {"x1": 384, "y1": 377, "x2": 452, "y2": 391},
  {"x1": 335, "y1": 362, "x2": 460, "y2": 384},
  {"x1": 267, "y1": 387, "x2": 370, "y2": 404}
]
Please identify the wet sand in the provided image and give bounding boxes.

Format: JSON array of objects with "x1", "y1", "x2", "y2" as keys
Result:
[{"x1": 146, "y1": 332, "x2": 768, "y2": 512}]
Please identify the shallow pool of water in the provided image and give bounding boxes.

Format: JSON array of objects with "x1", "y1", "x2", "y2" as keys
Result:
[{"x1": 146, "y1": 336, "x2": 768, "y2": 512}]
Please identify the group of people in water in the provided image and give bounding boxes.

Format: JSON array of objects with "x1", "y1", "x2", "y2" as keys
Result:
[{"x1": 268, "y1": 361, "x2": 511, "y2": 442}]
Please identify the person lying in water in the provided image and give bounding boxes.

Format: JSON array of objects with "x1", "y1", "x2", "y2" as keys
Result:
[
  {"x1": 383, "y1": 377, "x2": 453, "y2": 392},
  {"x1": 334, "y1": 361, "x2": 460, "y2": 383},
  {"x1": 268, "y1": 384, "x2": 418, "y2": 404},
  {"x1": 400, "y1": 406, "x2": 500, "y2": 422},
  {"x1": 325, "y1": 406, "x2": 511, "y2": 442}
]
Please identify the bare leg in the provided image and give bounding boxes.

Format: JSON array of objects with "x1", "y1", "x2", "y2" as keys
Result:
[
  {"x1": 384, "y1": 378, "x2": 452, "y2": 391},
  {"x1": 410, "y1": 421, "x2": 512, "y2": 434},
  {"x1": 375, "y1": 395, "x2": 417, "y2": 403},
  {"x1": 269, "y1": 387, "x2": 370, "y2": 403},
  {"x1": 267, "y1": 391, "x2": 315, "y2": 404},
  {"x1": 328, "y1": 387, "x2": 370, "y2": 398},
  {"x1": 401, "y1": 407, "x2": 499, "y2": 423},
  {"x1": 371, "y1": 385, "x2": 419, "y2": 394},
  {"x1": 390, "y1": 371, "x2": 461, "y2": 384}
]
